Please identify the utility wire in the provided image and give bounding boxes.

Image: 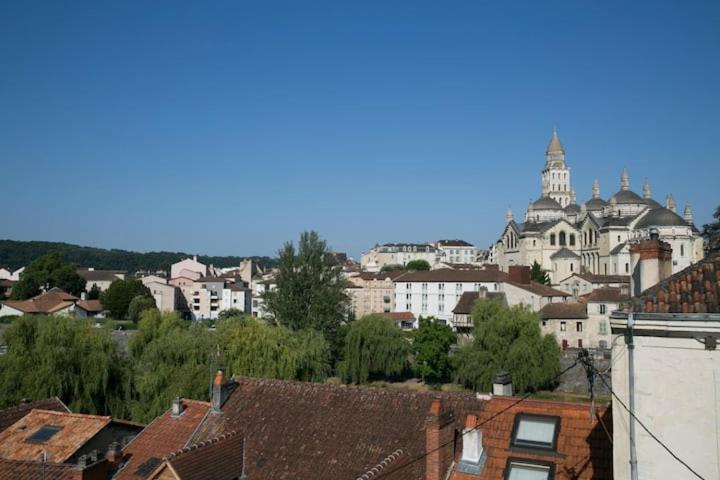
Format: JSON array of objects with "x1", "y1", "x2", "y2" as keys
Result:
[
  {"x1": 580, "y1": 356, "x2": 706, "y2": 480},
  {"x1": 371, "y1": 360, "x2": 581, "y2": 479}
]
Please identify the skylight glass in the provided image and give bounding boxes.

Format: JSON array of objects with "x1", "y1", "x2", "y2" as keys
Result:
[
  {"x1": 512, "y1": 414, "x2": 559, "y2": 450},
  {"x1": 506, "y1": 460, "x2": 552, "y2": 480},
  {"x1": 25, "y1": 425, "x2": 63, "y2": 443}
]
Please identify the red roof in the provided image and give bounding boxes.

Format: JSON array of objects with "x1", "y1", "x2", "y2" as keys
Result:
[
  {"x1": 116, "y1": 399, "x2": 210, "y2": 480},
  {"x1": 0, "y1": 398, "x2": 69, "y2": 433},
  {"x1": 1, "y1": 289, "x2": 78, "y2": 314},
  {"x1": 386, "y1": 311, "x2": 415, "y2": 321},
  {"x1": 148, "y1": 431, "x2": 244, "y2": 480},
  {"x1": 450, "y1": 396, "x2": 613, "y2": 479}
]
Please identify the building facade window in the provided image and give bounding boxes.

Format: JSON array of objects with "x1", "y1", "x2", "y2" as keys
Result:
[
  {"x1": 599, "y1": 304, "x2": 606, "y2": 314},
  {"x1": 576, "y1": 322, "x2": 583, "y2": 332},
  {"x1": 550, "y1": 234, "x2": 556, "y2": 246},
  {"x1": 559, "y1": 231, "x2": 567, "y2": 246},
  {"x1": 560, "y1": 321, "x2": 566, "y2": 332}
]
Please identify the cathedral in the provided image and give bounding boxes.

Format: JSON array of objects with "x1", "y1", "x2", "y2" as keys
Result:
[{"x1": 496, "y1": 130, "x2": 704, "y2": 284}]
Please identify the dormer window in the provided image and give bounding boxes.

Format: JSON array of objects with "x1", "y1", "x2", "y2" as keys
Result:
[{"x1": 510, "y1": 414, "x2": 560, "y2": 451}]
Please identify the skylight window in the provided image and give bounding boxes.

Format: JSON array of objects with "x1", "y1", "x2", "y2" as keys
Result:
[
  {"x1": 511, "y1": 414, "x2": 559, "y2": 451},
  {"x1": 505, "y1": 459, "x2": 553, "y2": 480},
  {"x1": 25, "y1": 425, "x2": 63, "y2": 443}
]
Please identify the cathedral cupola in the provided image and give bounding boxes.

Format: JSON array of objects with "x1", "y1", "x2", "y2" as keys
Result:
[
  {"x1": 592, "y1": 179, "x2": 601, "y2": 199},
  {"x1": 506, "y1": 208, "x2": 514, "y2": 223},
  {"x1": 643, "y1": 178, "x2": 652, "y2": 199},
  {"x1": 666, "y1": 194, "x2": 677, "y2": 213},
  {"x1": 683, "y1": 203, "x2": 693, "y2": 224}
]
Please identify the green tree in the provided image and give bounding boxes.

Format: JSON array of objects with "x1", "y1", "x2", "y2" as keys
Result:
[
  {"x1": 262, "y1": 231, "x2": 349, "y2": 359},
  {"x1": 380, "y1": 264, "x2": 405, "y2": 272},
  {"x1": 87, "y1": 284, "x2": 102, "y2": 300},
  {"x1": 412, "y1": 317, "x2": 456, "y2": 384},
  {"x1": 703, "y1": 205, "x2": 720, "y2": 254},
  {"x1": 101, "y1": 279, "x2": 152, "y2": 319},
  {"x1": 128, "y1": 310, "x2": 214, "y2": 422},
  {"x1": 338, "y1": 314, "x2": 409, "y2": 384},
  {"x1": 217, "y1": 308, "x2": 246, "y2": 320},
  {"x1": 10, "y1": 252, "x2": 86, "y2": 299},
  {"x1": 405, "y1": 259, "x2": 431, "y2": 271},
  {"x1": 127, "y1": 295, "x2": 158, "y2": 323},
  {"x1": 0, "y1": 315, "x2": 128, "y2": 417},
  {"x1": 218, "y1": 316, "x2": 330, "y2": 382},
  {"x1": 452, "y1": 299, "x2": 561, "y2": 394},
  {"x1": 530, "y1": 261, "x2": 551, "y2": 285}
]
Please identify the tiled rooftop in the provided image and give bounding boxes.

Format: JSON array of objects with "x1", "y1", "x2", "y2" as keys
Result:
[{"x1": 0, "y1": 398, "x2": 69, "y2": 433}]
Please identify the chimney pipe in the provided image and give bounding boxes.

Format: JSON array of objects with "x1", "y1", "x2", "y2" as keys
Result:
[
  {"x1": 629, "y1": 237, "x2": 672, "y2": 296},
  {"x1": 460, "y1": 414, "x2": 484, "y2": 465},
  {"x1": 105, "y1": 441, "x2": 123, "y2": 467},
  {"x1": 172, "y1": 396, "x2": 185, "y2": 417},
  {"x1": 425, "y1": 399, "x2": 454, "y2": 480},
  {"x1": 493, "y1": 372, "x2": 513, "y2": 396},
  {"x1": 212, "y1": 369, "x2": 225, "y2": 412}
]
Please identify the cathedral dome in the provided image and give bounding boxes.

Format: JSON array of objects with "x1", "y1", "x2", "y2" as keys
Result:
[
  {"x1": 564, "y1": 203, "x2": 581, "y2": 214},
  {"x1": 644, "y1": 197, "x2": 662, "y2": 209},
  {"x1": 532, "y1": 196, "x2": 563, "y2": 210},
  {"x1": 609, "y1": 189, "x2": 644, "y2": 204},
  {"x1": 635, "y1": 207, "x2": 690, "y2": 229},
  {"x1": 584, "y1": 197, "x2": 607, "y2": 211}
]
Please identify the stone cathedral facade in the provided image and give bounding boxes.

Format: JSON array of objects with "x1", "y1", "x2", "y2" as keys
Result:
[{"x1": 496, "y1": 130, "x2": 704, "y2": 284}]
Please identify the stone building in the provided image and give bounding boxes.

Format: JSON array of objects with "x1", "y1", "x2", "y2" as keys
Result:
[{"x1": 496, "y1": 130, "x2": 704, "y2": 284}]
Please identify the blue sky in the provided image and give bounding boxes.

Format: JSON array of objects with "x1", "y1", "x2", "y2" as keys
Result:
[{"x1": 2, "y1": 1, "x2": 718, "y2": 259}]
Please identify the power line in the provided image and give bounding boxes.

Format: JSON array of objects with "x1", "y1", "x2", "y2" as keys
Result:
[
  {"x1": 579, "y1": 355, "x2": 706, "y2": 480},
  {"x1": 372, "y1": 360, "x2": 581, "y2": 479}
]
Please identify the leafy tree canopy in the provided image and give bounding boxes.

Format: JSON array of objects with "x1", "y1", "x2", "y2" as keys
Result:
[
  {"x1": 412, "y1": 317, "x2": 456, "y2": 384},
  {"x1": 405, "y1": 259, "x2": 431, "y2": 271},
  {"x1": 101, "y1": 279, "x2": 152, "y2": 319},
  {"x1": 338, "y1": 314, "x2": 409, "y2": 384},
  {"x1": 380, "y1": 264, "x2": 405, "y2": 272},
  {"x1": 262, "y1": 231, "x2": 349, "y2": 359},
  {"x1": 452, "y1": 299, "x2": 561, "y2": 394},
  {"x1": 10, "y1": 252, "x2": 86, "y2": 299},
  {"x1": 217, "y1": 308, "x2": 246, "y2": 320},
  {"x1": 127, "y1": 295, "x2": 158, "y2": 323},
  {"x1": 703, "y1": 205, "x2": 720, "y2": 254},
  {"x1": 87, "y1": 284, "x2": 102, "y2": 300},
  {"x1": 0, "y1": 315, "x2": 127, "y2": 417},
  {"x1": 530, "y1": 261, "x2": 551, "y2": 285}
]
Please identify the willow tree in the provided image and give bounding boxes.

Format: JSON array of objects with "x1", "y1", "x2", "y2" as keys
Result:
[
  {"x1": 217, "y1": 316, "x2": 330, "y2": 382},
  {"x1": 262, "y1": 231, "x2": 349, "y2": 359},
  {"x1": 338, "y1": 314, "x2": 409, "y2": 384},
  {"x1": 452, "y1": 298, "x2": 560, "y2": 393},
  {"x1": 0, "y1": 315, "x2": 127, "y2": 417},
  {"x1": 128, "y1": 310, "x2": 216, "y2": 422}
]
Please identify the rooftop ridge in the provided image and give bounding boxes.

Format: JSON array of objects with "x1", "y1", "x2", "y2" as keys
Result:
[
  {"x1": 166, "y1": 430, "x2": 240, "y2": 460},
  {"x1": 26, "y1": 409, "x2": 111, "y2": 421},
  {"x1": 355, "y1": 448, "x2": 405, "y2": 480}
]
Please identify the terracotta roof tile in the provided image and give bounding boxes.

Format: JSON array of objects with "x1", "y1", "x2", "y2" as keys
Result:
[
  {"x1": 0, "y1": 398, "x2": 69, "y2": 433},
  {"x1": 149, "y1": 431, "x2": 244, "y2": 480},
  {"x1": 396, "y1": 269, "x2": 507, "y2": 283},
  {"x1": 76, "y1": 300, "x2": 103, "y2": 313},
  {"x1": 0, "y1": 409, "x2": 110, "y2": 463},
  {"x1": 450, "y1": 397, "x2": 612, "y2": 480},
  {"x1": 539, "y1": 302, "x2": 588, "y2": 319},
  {"x1": 580, "y1": 287, "x2": 629, "y2": 303},
  {"x1": 1, "y1": 289, "x2": 78, "y2": 314},
  {"x1": 115, "y1": 399, "x2": 210, "y2": 480},
  {"x1": 385, "y1": 311, "x2": 415, "y2": 321}
]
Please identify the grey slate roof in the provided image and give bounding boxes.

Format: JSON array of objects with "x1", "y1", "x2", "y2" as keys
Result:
[
  {"x1": 550, "y1": 247, "x2": 580, "y2": 259},
  {"x1": 635, "y1": 207, "x2": 693, "y2": 229},
  {"x1": 531, "y1": 196, "x2": 563, "y2": 210},
  {"x1": 584, "y1": 197, "x2": 607, "y2": 211},
  {"x1": 609, "y1": 189, "x2": 644, "y2": 204},
  {"x1": 609, "y1": 242, "x2": 628, "y2": 255}
]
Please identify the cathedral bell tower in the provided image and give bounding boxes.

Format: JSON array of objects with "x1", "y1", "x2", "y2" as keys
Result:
[{"x1": 541, "y1": 129, "x2": 573, "y2": 207}]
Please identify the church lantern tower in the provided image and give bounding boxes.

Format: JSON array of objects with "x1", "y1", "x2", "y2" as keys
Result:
[{"x1": 541, "y1": 129, "x2": 573, "y2": 207}]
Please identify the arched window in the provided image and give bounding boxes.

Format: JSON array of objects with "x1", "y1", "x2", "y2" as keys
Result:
[
  {"x1": 625, "y1": 263, "x2": 629, "y2": 273},
  {"x1": 680, "y1": 244, "x2": 685, "y2": 256},
  {"x1": 559, "y1": 231, "x2": 567, "y2": 246},
  {"x1": 584, "y1": 232, "x2": 587, "y2": 245},
  {"x1": 550, "y1": 234, "x2": 556, "y2": 246},
  {"x1": 570, "y1": 263, "x2": 574, "y2": 272},
  {"x1": 570, "y1": 234, "x2": 576, "y2": 246}
]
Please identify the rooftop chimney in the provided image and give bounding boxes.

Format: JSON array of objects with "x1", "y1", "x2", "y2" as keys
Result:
[
  {"x1": 460, "y1": 414, "x2": 484, "y2": 465},
  {"x1": 425, "y1": 399, "x2": 454, "y2": 480},
  {"x1": 105, "y1": 441, "x2": 123, "y2": 467},
  {"x1": 493, "y1": 372, "x2": 513, "y2": 397},
  {"x1": 81, "y1": 292, "x2": 87, "y2": 301},
  {"x1": 212, "y1": 369, "x2": 225, "y2": 412},
  {"x1": 171, "y1": 396, "x2": 185, "y2": 417},
  {"x1": 629, "y1": 235, "x2": 673, "y2": 296},
  {"x1": 508, "y1": 266, "x2": 531, "y2": 285}
]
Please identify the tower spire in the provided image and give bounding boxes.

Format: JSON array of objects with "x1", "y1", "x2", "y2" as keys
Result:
[
  {"x1": 683, "y1": 203, "x2": 693, "y2": 224},
  {"x1": 642, "y1": 178, "x2": 651, "y2": 199},
  {"x1": 506, "y1": 208, "x2": 514, "y2": 223},
  {"x1": 592, "y1": 179, "x2": 600, "y2": 199},
  {"x1": 666, "y1": 194, "x2": 677, "y2": 213},
  {"x1": 620, "y1": 168, "x2": 630, "y2": 191}
]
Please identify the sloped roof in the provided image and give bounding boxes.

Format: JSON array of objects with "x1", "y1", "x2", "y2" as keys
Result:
[
  {"x1": 77, "y1": 269, "x2": 126, "y2": 282},
  {"x1": 546, "y1": 130, "x2": 564, "y2": 153},
  {"x1": 450, "y1": 397, "x2": 612, "y2": 479},
  {"x1": 397, "y1": 269, "x2": 507, "y2": 283},
  {"x1": 0, "y1": 409, "x2": 110, "y2": 463},
  {"x1": 531, "y1": 196, "x2": 563, "y2": 210},
  {"x1": 609, "y1": 242, "x2": 627, "y2": 255},
  {"x1": 385, "y1": 311, "x2": 415, "y2": 321},
  {"x1": 539, "y1": 302, "x2": 588, "y2": 319},
  {"x1": 116, "y1": 399, "x2": 211, "y2": 480},
  {"x1": 0, "y1": 458, "x2": 85, "y2": 479},
  {"x1": 452, "y1": 291, "x2": 506, "y2": 315},
  {"x1": 632, "y1": 253, "x2": 720, "y2": 314},
  {"x1": 1, "y1": 289, "x2": 78, "y2": 314},
  {"x1": 76, "y1": 300, "x2": 103, "y2": 313},
  {"x1": 559, "y1": 273, "x2": 630, "y2": 285},
  {"x1": 357, "y1": 271, "x2": 408, "y2": 281},
  {"x1": 584, "y1": 197, "x2": 608, "y2": 211},
  {"x1": 609, "y1": 189, "x2": 644, "y2": 204},
  {"x1": 506, "y1": 280, "x2": 569, "y2": 298},
  {"x1": 190, "y1": 377, "x2": 486, "y2": 480},
  {"x1": 581, "y1": 287, "x2": 629, "y2": 303},
  {"x1": 550, "y1": 247, "x2": 580, "y2": 259},
  {"x1": 437, "y1": 240, "x2": 474, "y2": 247},
  {"x1": 0, "y1": 398, "x2": 69, "y2": 433},
  {"x1": 149, "y1": 431, "x2": 244, "y2": 480},
  {"x1": 635, "y1": 207, "x2": 693, "y2": 229}
]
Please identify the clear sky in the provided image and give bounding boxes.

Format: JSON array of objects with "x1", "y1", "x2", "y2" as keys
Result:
[{"x1": 2, "y1": 1, "x2": 718, "y2": 259}]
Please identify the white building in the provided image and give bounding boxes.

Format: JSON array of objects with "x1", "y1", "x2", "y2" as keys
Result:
[
  {"x1": 360, "y1": 243, "x2": 439, "y2": 272},
  {"x1": 189, "y1": 276, "x2": 251, "y2": 321},
  {"x1": 77, "y1": 268, "x2": 127, "y2": 292},
  {"x1": 497, "y1": 130, "x2": 704, "y2": 284},
  {"x1": 0, "y1": 266, "x2": 24, "y2": 281},
  {"x1": 611, "y1": 239, "x2": 720, "y2": 479},
  {"x1": 393, "y1": 266, "x2": 569, "y2": 328},
  {"x1": 170, "y1": 256, "x2": 208, "y2": 281},
  {"x1": 434, "y1": 240, "x2": 480, "y2": 265},
  {"x1": 141, "y1": 276, "x2": 180, "y2": 313}
]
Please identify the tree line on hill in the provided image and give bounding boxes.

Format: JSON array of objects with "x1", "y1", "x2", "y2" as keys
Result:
[
  {"x1": 0, "y1": 231, "x2": 562, "y2": 424},
  {"x1": 0, "y1": 239, "x2": 278, "y2": 273}
]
